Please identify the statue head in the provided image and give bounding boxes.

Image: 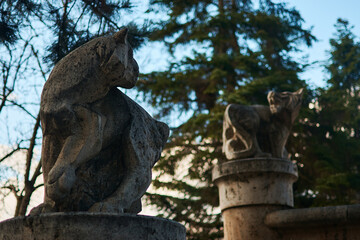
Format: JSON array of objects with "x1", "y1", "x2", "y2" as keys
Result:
[
  {"x1": 267, "y1": 88, "x2": 304, "y2": 121},
  {"x1": 99, "y1": 28, "x2": 139, "y2": 89}
]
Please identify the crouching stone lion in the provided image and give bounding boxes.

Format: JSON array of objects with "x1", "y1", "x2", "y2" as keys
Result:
[
  {"x1": 223, "y1": 89, "x2": 303, "y2": 160},
  {"x1": 30, "y1": 28, "x2": 169, "y2": 214}
]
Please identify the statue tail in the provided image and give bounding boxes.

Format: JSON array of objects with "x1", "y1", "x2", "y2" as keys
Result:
[{"x1": 223, "y1": 104, "x2": 257, "y2": 160}]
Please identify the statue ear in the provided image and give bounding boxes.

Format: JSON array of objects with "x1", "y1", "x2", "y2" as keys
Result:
[
  {"x1": 295, "y1": 88, "x2": 304, "y2": 97},
  {"x1": 114, "y1": 28, "x2": 128, "y2": 44},
  {"x1": 267, "y1": 91, "x2": 274, "y2": 104}
]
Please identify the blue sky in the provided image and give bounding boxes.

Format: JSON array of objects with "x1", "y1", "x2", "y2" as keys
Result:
[{"x1": 289, "y1": 0, "x2": 360, "y2": 88}]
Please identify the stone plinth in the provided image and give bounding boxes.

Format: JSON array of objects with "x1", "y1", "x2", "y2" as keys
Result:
[
  {"x1": 0, "y1": 213, "x2": 186, "y2": 240},
  {"x1": 265, "y1": 204, "x2": 360, "y2": 240},
  {"x1": 212, "y1": 158, "x2": 298, "y2": 240}
]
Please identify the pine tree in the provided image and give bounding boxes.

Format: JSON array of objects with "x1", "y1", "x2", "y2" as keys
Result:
[
  {"x1": 42, "y1": 0, "x2": 148, "y2": 65},
  {"x1": 137, "y1": 1, "x2": 315, "y2": 238},
  {"x1": 294, "y1": 19, "x2": 360, "y2": 207},
  {"x1": 0, "y1": 0, "x2": 39, "y2": 45}
]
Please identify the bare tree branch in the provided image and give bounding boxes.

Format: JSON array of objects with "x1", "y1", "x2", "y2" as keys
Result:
[
  {"x1": 6, "y1": 100, "x2": 38, "y2": 120},
  {"x1": 30, "y1": 159, "x2": 42, "y2": 186},
  {"x1": 0, "y1": 142, "x2": 26, "y2": 163},
  {"x1": 0, "y1": 39, "x2": 31, "y2": 114},
  {"x1": 24, "y1": 112, "x2": 41, "y2": 184},
  {"x1": 33, "y1": 183, "x2": 44, "y2": 191},
  {"x1": 2, "y1": 185, "x2": 20, "y2": 200},
  {"x1": 30, "y1": 45, "x2": 48, "y2": 82}
]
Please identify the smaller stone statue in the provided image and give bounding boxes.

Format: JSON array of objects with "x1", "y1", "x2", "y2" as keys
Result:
[
  {"x1": 31, "y1": 28, "x2": 169, "y2": 215},
  {"x1": 223, "y1": 89, "x2": 303, "y2": 160}
]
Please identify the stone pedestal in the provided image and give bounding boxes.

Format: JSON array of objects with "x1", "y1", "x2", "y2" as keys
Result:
[
  {"x1": 212, "y1": 158, "x2": 298, "y2": 240},
  {"x1": 0, "y1": 213, "x2": 186, "y2": 240},
  {"x1": 264, "y1": 204, "x2": 360, "y2": 240}
]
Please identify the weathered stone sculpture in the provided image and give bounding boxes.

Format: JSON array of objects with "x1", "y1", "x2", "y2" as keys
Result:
[
  {"x1": 0, "y1": 28, "x2": 185, "y2": 240},
  {"x1": 31, "y1": 28, "x2": 169, "y2": 214},
  {"x1": 213, "y1": 89, "x2": 303, "y2": 240},
  {"x1": 223, "y1": 89, "x2": 303, "y2": 160}
]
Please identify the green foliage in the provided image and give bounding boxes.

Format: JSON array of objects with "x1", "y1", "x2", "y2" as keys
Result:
[
  {"x1": 0, "y1": 0, "x2": 39, "y2": 45},
  {"x1": 294, "y1": 19, "x2": 360, "y2": 207},
  {"x1": 42, "y1": 0, "x2": 148, "y2": 65},
  {"x1": 138, "y1": 0, "x2": 314, "y2": 238}
]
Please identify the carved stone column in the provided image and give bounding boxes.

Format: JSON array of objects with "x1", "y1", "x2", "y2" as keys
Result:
[{"x1": 212, "y1": 157, "x2": 298, "y2": 240}]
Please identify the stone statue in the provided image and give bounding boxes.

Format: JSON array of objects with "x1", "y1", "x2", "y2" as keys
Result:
[
  {"x1": 31, "y1": 28, "x2": 169, "y2": 214},
  {"x1": 223, "y1": 89, "x2": 303, "y2": 160}
]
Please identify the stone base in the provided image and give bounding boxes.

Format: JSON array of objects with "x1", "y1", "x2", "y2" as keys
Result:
[
  {"x1": 0, "y1": 213, "x2": 186, "y2": 240},
  {"x1": 212, "y1": 158, "x2": 298, "y2": 240},
  {"x1": 212, "y1": 158, "x2": 298, "y2": 210},
  {"x1": 223, "y1": 205, "x2": 288, "y2": 240},
  {"x1": 265, "y1": 204, "x2": 360, "y2": 240}
]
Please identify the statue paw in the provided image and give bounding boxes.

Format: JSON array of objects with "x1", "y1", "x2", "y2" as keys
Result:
[
  {"x1": 29, "y1": 202, "x2": 56, "y2": 216},
  {"x1": 46, "y1": 165, "x2": 76, "y2": 200},
  {"x1": 89, "y1": 200, "x2": 125, "y2": 214}
]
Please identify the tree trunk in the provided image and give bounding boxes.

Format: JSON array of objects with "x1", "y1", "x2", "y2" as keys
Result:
[{"x1": 15, "y1": 113, "x2": 42, "y2": 216}]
